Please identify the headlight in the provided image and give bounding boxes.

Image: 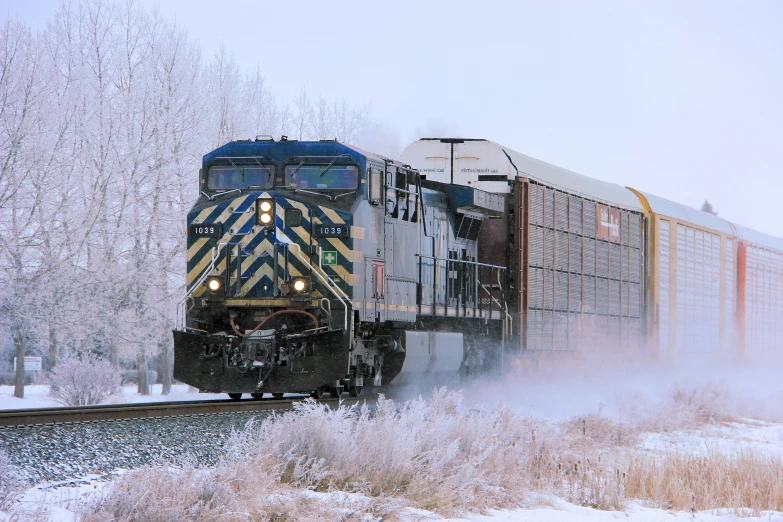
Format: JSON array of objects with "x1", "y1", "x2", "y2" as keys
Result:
[
  {"x1": 292, "y1": 279, "x2": 307, "y2": 292},
  {"x1": 207, "y1": 277, "x2": 222, "y2": 292},
  {"x1": 257, "y1": 199, "x2": 274, "y2": 226}
]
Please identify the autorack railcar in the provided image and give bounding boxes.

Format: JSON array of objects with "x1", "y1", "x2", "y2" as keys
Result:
[{"x1": 402, "y1": 138, "x2": 783, "y2": 359}]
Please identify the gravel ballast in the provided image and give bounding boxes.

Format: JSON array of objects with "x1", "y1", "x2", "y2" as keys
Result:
[{"x1": 0, "y1": 411, "x2": 272, "y2": 485}]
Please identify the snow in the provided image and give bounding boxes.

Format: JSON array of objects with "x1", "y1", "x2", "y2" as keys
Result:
[
  {"x1": 0, "y1": 473, "x2": 119, "y2": 522},
  {"x1": 3, "y1": 483, "x2": 783, "y2": 522},
  {"x1": 640, "y1": 419, "x2": 783, "y2": 457},
  {"x1": 0, "y1": 384, "x2": 231, "y2": 410},
  {"x1": 445, "y1": 499, "x2": 783, "y2": 522}
]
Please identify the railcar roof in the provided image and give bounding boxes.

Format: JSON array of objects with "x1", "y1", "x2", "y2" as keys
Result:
[
  {"x1": 637, "y1": 191, "x2": 735, "y2": 235},
  {"x1": 496, "y1": 142, "x2": 643, "y2": 211},
  {"x1": 411, "y1": 138, "x2": 643, "y2": 211},
  {"x1": 732, "y1": 223, "x2": 783, "y2": 252}
]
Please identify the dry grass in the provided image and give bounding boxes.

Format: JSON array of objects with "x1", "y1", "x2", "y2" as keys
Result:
[
  {"x1": 251, "y1": 389, "x2": 539, "y2": 513},
  {"x1": 625, "y1": 450, "x2": 783, "y2": 515},
  {"x1": 76, "y1": 386, "x2": 783, "y2": 520},
  {"x1": 79, "y1": 458, "x2": 412, "y2": 522}
]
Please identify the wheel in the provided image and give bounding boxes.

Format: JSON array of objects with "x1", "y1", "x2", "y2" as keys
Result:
[
  {"x1": 227, "y1": 393, "x2": 242, "y2": 401},
  {"x1": 250, "y1": 392, "x2": 263, "y2": 400},
  {"x1": 348, "y1": 386, "x2": 363, "y2": 397},
  {"x1": 271, "y1": 392, "x2": 284, "y2": 400},
  {"x1": 310, "y1": 386, "x2": 325, "y2": 400},
  {"x1": 329, "y1": 386, "x2": 344, "y2": 399}
]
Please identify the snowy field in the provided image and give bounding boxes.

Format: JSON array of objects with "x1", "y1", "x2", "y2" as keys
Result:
[{"x1": 4, "y1": 358, "x2": 783, "y2": 521}]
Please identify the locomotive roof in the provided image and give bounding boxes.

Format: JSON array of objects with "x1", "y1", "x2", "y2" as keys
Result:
[
  {"x1": 636, "y1": 190, "x2": 735, "y2": 236},
  {"x1": 204, "y1": 139, "x2": 409, "y2": 169}
]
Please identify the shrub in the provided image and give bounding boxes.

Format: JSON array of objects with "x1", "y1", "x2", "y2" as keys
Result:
[
  {"x1": 0, "y1": 372, "x2": 34, "y2": 386},
  {"x1": 0, "y1": 450, "x2": 25, "y2": 510},
  {"x1": 49, "y1": 357, "x2": 121, "y2": 406}
]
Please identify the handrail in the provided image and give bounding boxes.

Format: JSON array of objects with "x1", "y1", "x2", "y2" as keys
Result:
[
  {"x1": 287, "y1": 243, "x2": 352, "y2": 331},
  {"x1": 176, "y1": 242, "x2": 228, "y2": 330},
  {"x1": 498, "y1": 268, "x2": 512, "y2": 372},
  {"x1": 415, "y1": 253, "x2": 506, "y2": 270}
]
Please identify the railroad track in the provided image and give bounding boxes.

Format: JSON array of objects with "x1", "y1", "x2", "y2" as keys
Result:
[{"x1": 0, "y1": 396, "x2": 363, "y2": 428}]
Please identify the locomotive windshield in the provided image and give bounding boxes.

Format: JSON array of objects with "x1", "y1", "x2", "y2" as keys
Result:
[
  {"x1": 284, "y1": 165, "x2": 358, "y2": 190},
  {"x1": 207, "y1": 165, "x2": 274, "y2": 190}
]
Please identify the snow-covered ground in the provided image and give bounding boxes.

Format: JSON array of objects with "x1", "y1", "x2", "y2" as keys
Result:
[
  {"x1": 5, "y1": 370, "x2": 783, "y2": 521},
  {"x1": 4, "y1": 482, "x2": 783, "y2": 522},
  {"x1": 640, "y1": 419, "x2": 783, "y2": 457},
  {"x1": 0, "y1": 384, "x2": 236, "y2": 410}
]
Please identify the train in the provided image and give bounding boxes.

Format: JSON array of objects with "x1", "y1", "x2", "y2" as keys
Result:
[{"x1": 173, "y1": 136, "x2": 783, "y2": 399}]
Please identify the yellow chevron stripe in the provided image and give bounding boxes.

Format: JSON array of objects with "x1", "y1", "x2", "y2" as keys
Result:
[
  {"x1": 326, "y1": 238, "x2": 352, "y2": 262},
  {"x1": 319, "y1": 206, "x2": 344, "y2": 224},
  {"x1": 194, "y1": 206, "x2": 214, "y2": 223},
  {"x1": 289, "y1": 199, "x2": 310, "y2": 215},
  {"x1": 187, "y1": 195, "x2": 251, "y2": 261},
  {"x1": 327, "y1": 264, "x2": 352, "y2": 286},
  {"x1": 277, "y1": 251, "x2": 306, "y2": 279},
  {"x1": 187, "y1": 211, "x2": 255, "y2": 285},
  {"x1": 252, "y1": 235, "x2": 272, "y2": 257},
  {"x1": 239, "y1": 240, "x2": 274, "y2": 294},
  {"x1": 277, "y1": 199, "x2": 312, "y2": 244},
  {"x1": 187, "y1": 238, "x2": 209, "y2": 269},
  {"x1": 240, "y1": 263, "x2": 274, "y2": 295},
  {"x1": 287, "y1": 224, "x2": 311, "y2": 245}
]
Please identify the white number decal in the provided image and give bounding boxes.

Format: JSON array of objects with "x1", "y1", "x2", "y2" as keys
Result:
[{"x1": 195, "y1": 226, "x2": 215, "y2": 235}]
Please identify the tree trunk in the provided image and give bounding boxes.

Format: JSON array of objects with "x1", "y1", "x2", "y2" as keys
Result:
[
  {"x1": 160, "y1": 340, "x2": 172, "y2": 395},
  {"x1": 13, "y1": 328, "x2": 26, "y2": 399},
  {"x1": 137, "y1": 352, "x2": 150, "y2": 395},
  {"x1": 48, "y1": 327, "x2": 57, "y2": 371},
  {"x1": 109, "y1": 341, "x2": 120, "y2": 368}
]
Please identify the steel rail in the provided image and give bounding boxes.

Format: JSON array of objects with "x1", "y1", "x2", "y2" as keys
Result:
[{"x1": 0, "y1": 397, "x2": 363, "y2": 428}]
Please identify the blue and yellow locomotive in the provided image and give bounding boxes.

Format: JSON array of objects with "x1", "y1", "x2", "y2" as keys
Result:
[{"x1": 173, "y1": 137, "x2": 509, "y2": 399}]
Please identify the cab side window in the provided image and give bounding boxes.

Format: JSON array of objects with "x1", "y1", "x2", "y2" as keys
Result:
[{"x1": 368, "y1": 168, "x2": 383, "y2": 203}]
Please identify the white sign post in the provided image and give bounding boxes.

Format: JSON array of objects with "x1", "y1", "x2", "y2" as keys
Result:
[{"x1": 12, "y1": 356, "x2": 43, "y2": 372}]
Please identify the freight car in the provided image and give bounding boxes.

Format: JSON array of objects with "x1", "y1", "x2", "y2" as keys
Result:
[
  {"x1": 173, "y1": 137, "x2": 509, "y2": 399},
  {"x1": 401, "y1": 138, "x2": 783, "y2": 357}
]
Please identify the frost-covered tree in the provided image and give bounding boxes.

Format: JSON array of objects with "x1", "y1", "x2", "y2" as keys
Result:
[
  {"x1": 0, "y1": 0, "x2": 379, "y2": 398},
  {"x1": 0, "y1": 18, "x2": 61, "y2": 398}
]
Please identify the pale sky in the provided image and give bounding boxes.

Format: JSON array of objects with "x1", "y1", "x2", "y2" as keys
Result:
[{"x1": 4, "y1": 0, "x2": 782, "y2": 237}]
